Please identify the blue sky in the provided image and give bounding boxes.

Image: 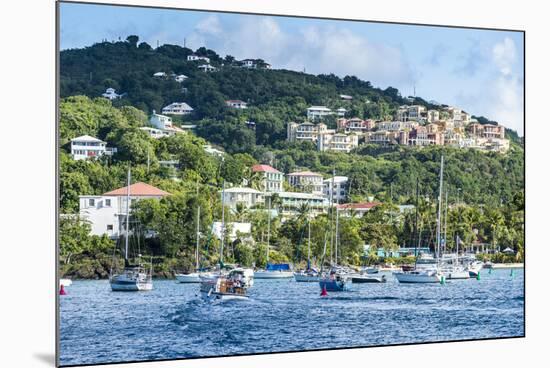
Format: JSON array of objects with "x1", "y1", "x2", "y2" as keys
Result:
[{"x1": 60, "y1": 2, "x2": 524, "y2": 134}]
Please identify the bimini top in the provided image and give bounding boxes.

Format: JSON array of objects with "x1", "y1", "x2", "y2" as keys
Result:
[{"x1": 266, "y1": 263, "x2": 291, "y2": 271}]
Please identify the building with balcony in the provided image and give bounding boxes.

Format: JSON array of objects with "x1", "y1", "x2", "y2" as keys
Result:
[
  {"x1": 287, "y1": 171, "x2": 324, "y2": 195},
  {"x1": 221, "y1": 187, "x2": 264, "y2": 211},
  {"x1": 318, "y1": 132, "x2": 359, "y2": 153},
  {"x1": 70, "y1": 135, "x2": 116, "y2": 161},
  {"x1": 251, "y1": 164, "x2": 284, "y2": 193},
  {"x1": 468, "y1": 123, "x2": 506, "y2": 139},
  {"x1": 337, "y1": 118, "x2": 375, "y2": 133},
  {"x1": 187, "y1": 54, "x2": 210, "y2": 63},
  {"x1": 323, "y1": 176, "x2": 349, "y2": 204},
  {"x1": 161, "y1": 102, "x2": 194, "y2": 115},
  {"x1": 79, "y1": 182, "x2": 170, "y2": 238},
  {"x1": 276, "y1": 192, "x2": 327, "y2": 217},
  {"x1": 101, "y1": 88, "x2": 122, "y2": 100},
  {"x1": 307, "y1": 106, "x2": 332, "y2": 120},
  {"x1": 225, "y1": 100, "x2": 248, "y2": 109},
  {"x1": 287, "y1": 122, "x2": 334, "y2": 143},
  {"x1": 408, "y1": 126, "x2": 445, "y2": 146},
  {"x1": 336, "y1": 202, "x2": 381, "y2": 217}
]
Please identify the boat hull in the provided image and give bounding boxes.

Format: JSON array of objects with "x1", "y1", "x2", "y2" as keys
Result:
[
  {"x1": 319, "y1": 278, "x2": 352, "y2": 291},
  {"x1": 175, "y1": 273, "x2": 201, "y2": 283},
  {"x1": 254, "y1": 270, "x2": 294, "y2": 279},
  {"x1": 394, "y1": 271, "x2": 442, "y2": 284},
  {"x1": 200, "y1": 290, "x2": 249, "y2": 301},
  {"x1": 444, "y1": 270, "x2": 470, "y2": 279},
  {"x1": 110, "y1": 280, "x2": 153, "y2": 291},
  {"x1": 60, "y1": 278, "x2": 72, "y2": 287},
  {"x1": 351, "y1": 275, "x2": 386, "y2": 283}
]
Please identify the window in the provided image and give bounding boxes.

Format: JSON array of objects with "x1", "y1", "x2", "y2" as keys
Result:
[
  {"x1": 107, "y1": 224, "x2": 113, "y2": 231},
  {"x1": 105, "y1": 199, "x2": 111, "y2": 207},
  {"x1": 89, "y1": 198, "x2": 95, "y2": 206}
]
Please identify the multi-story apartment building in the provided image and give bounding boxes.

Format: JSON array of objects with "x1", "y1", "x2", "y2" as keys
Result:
[
  {"x1": 396, "y1": 105, "x2": 427, "y2": 122},
  {"x1": 377, "y1": 121, "x2": 419, "y2": 132},
  {"x1": 251, "y1": 164, "x2": 284, "y2": 193},
  {"x1": 287, "y1": 171, "x2": 324, "y2": 195},
  {"x1": 427, "y1": 110, "x2": 440, "y2": 123},
  {"x1": 408, "y1": 126, "x2": 445, "y2": 146},
  {"x1": 468, "y1": 123, "x2": 506, "y2": 139},
  {"x1": 221, "y1": 187, "x2": 265, "y2": 211},
  {"x1": 318, "y1": 132, "x2": 359, "y2": 153},
  {"x1": 337, "y1": 118, "x2": 375, "y2": 133},
  {"x1": 323, "y1": 176, "x2": 349, "y2": 204},
  {"x1": 287, "y1": 122, "x2": 334, "y2": 143},
  {"x1": 277, "y1": 192, "x2": 327, "y2": 217}
]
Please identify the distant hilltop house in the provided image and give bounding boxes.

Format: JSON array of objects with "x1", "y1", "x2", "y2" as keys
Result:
[
  {"x1": 198, "y1": 64, "x2": 217, "y2": 72},
  {"x1": 251, "y1": 164, "x2": 283, "y2": 193},
  {"x1": 70, "y1": 135, "x2": 116, "y2": 161},
  {"x1": 139, "y1": 126, "x2": 170, "y2": 139},
  {"x1": 307, "y1": 106, "x2": 332, "y2": 120},
  {"x1": 79, "y1": 182, "x2": 170, "y2": 238},
  {"x1": 174, "y1": 74, "x2": 188, "y2": 83},
  {"x1": 144, "y1": 111, "x2": 187, "y2": 137},
  {"x1": 337, "y1": 202, "x2": 381, "y2": 218},
  {"x1": 101, "y1": 88, "x2": 123, "y2": 100},
  {"x1": 226, "y1": 100, "x2": 248, "y2": 109},
  {"x1": 339, "y1": 94, "x2": 353, "y2": 101},
  {"x1": 203, "y1": 144, "x2": 225, "y2": 157},
  {"x1": 153, "y1": 71, "x2": 167, "y2": 78},
  {"x1": 161, "y1": 102, "x2": 194, "y2": 115},
  {"x1": 187, "y1": 54, "x2": 210, "y2": 63},
  {"x1": 239, "y1": 58, "x2": 272, "y2": 69}
]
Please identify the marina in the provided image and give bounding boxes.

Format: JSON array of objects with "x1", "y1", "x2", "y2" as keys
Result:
[{"x1": 59, "y1": 268, "x2": 524, "y2": 366}]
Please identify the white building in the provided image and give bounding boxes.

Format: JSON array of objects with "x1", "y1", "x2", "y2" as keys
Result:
[
  {"x1": 336, "y1": 108, "x2": 347, "y2": 117},
  {"x1": 307, "y1": 106, "x2": 332, "y2": 120},
  {"x1": 204, "y1": 144, "x2": 225, "y2": 157},
  {"x1": 287, "y1": 122, "x2": 334, "y2": 143},
  {"x1": 323, "y1": 176, "x2": 349, "y2": 204},
  {"x1": 251, "y1": 164, "x2": 284, "y2": 193},
  {"x1": 187, "y1": 54, "x2": 210, "y2": 63},
  {"x1": 198, "y1": 64, "x2": 217, "y2": 72},
  {"x1": 174, "y1": 74, "x2": 188, "y2": 83},
  {"x1": 153, "y1": 72, "x2": 167, "y2": 78},
  {"x1": 161, "y1": 102, "x2": 194, "y2": 115},
  {"x1": 70, "y1": 135, "x2": 116, "y2": 161},
  {"x1": 226, "y1": 100, "x2": 248, "y2": 109},
  {"x1": 150, "y1": 111, "x2": 173, "y2": 130},
  {"x1": 139, "y1": 127, "x2": 169, "y2": 139},
  {"x1": 221, "y1": 187, "x2": 265, "y2": 210},
  {"x1": 79, "y1": 182, "x2": 170, "y2": 238},
  {"x1": 318, "y1": 132, "x2": 359, "y2": 153},
  {"x1": 101, "y1": 88, "x2": 122, "y2": 100},
  {"x1": 287, "y1": 171, "x2": 324, "y2": 195},
  {"x1": 336, "y1": 202, "x2": 381, "y2": 218}
]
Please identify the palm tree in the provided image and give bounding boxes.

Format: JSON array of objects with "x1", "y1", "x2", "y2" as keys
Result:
[
  {"x1": 484, "y1": 208, "x2": 505, "y2": 252},
  {"x1": 234, "y1": 202, "x2": 249, "y2": 222}
]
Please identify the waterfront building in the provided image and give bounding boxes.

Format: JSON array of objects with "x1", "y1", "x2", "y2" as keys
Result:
[
  {"x1": 251, "y1": 164, "x2": 284, "y2": 193},
  {"x1": 79, "y1": 182, "x2": 170, "y2": 238},
  {"x1": 287, "y1": 171, "x2": 324, "y2": 195},
  {"x1": 70, "y1": 135, "x2": 116, "y2": 160}
]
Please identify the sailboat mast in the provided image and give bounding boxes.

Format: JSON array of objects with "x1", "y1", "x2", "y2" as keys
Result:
[
  {"x1": 335, "y1": 205, "x2": 339, "y2": 267},
  {"x1": 124, "y1": 168, "x2": 131, "y2": 261},
  {"x1": 195, "y1": 180, "x2": 200, "y2": 271},
  {"x1": 444, "y1": 189, "x2": 448, "y2": 255},
  {"x1": 414, "y1": 177, "x2": 419, "y2": 268},
  {"x1": 436, "y1": 156, "x2": 444, "y2": 263},
  {"x1": 220, "y1": 180, "x2": 226, "y2": 264},
  {"x1": 266, "y1": 196, "x2": 271, "y2": 263},
  {"x1": 329, "y1": 169, "x2": 335, "y2": 265},
  {"x1": 308, "y1": 204, "x2": 311, "y2": 265}
]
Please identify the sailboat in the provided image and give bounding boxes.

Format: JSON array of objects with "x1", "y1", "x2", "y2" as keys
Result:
[
  {"x1": 254, "y1": 195, "x2": 294, "y2": 279},
  {"x1": 294, "y1": 209, "x2": 320, "y2": 282},
  {"x1": 440, "y1": 233, "x2": 470, "y2": 279},
  {"x1": 319, "y1": 197, "x2": 352, "y2": 291},
  {"x1": 200, "y1": 181, "x2": 250, "y2": 301},
  {"x1": 110, "y1": 169, "x2": 153, "y2": 291},
  {"x1": 394, "y1": 163, "x2": 444, "y2": 284},
  {"x1": 176, "y1": 186, "x2": 210, "y2": 283}
]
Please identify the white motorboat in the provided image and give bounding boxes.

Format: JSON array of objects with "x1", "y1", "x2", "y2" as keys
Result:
[
  {"x1": 175, "y1": 272, "x2": 202, "y2": 283},
  {"x1": 254, "y1": 267, "x2": 294, "y2": 279},
  {"x1": 393, "y1": 269, "x2": 443, "y2": 283},
  {"x1": 110, "y1": 169, "x2": 153, "y2": 292},
  {"x1": 60, "y1": 278, "x2": 72, "y2": 287},
  {"x1": 228, "y1": 267, "x2": 254, "y2": 288},
  {"x1": 200, "y1": 274, "x2": 249, "y2": 301},
  {"x1": 468, "y1": 261, "x2": 484, "y2": 277},
  {"x1": 351, "y1": 274, "x2": 387, "y2": 283},
  {"x1": 441, "y1": 266, "x2": 470, "y2": 279}
]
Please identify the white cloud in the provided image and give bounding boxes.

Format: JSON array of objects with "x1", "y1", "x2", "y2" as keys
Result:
[
  {"x1": 186, "y1": 16, "x2": 415, "y2": 90},
  {"x1": 492, "y1": 37, "x2": 517, "y2": 76}
]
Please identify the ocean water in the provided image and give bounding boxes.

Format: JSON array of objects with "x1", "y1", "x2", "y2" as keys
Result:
[{"x1": 59, "y1": 269, "x2": 524, "y2": 366}]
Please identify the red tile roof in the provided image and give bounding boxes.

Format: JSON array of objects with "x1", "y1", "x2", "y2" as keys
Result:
[
  {"x1": 337, "y1": 202, "x2": 381, "y2": 210},
  {"x1": 103, "y1": 182, "x2": 171, "y2": 197},
  {"x1": 252, "y1": 164, "x2": 281, "y2": 173}
]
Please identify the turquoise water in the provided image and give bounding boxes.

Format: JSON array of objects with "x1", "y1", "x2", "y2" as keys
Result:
[{"x1": 59, "y1": 269, "x2": 524, "y2": 366}]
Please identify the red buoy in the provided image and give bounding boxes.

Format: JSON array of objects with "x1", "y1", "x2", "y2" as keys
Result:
[
  {"x1": 60, "y1": 284, "x2": 67, "y2": 295},
  {"x1": 320, "y1": 285, "x2": 328, "y2": 296}
]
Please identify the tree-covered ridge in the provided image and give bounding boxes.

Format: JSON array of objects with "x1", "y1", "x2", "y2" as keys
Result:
[{"x1": 61, "y1": 36, "x2": 523, "y2": 153}]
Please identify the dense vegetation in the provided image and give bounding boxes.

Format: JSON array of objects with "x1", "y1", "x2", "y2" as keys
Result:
[{"x1": 58, "y1": 37, "x2": 525, "y2": 278}]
